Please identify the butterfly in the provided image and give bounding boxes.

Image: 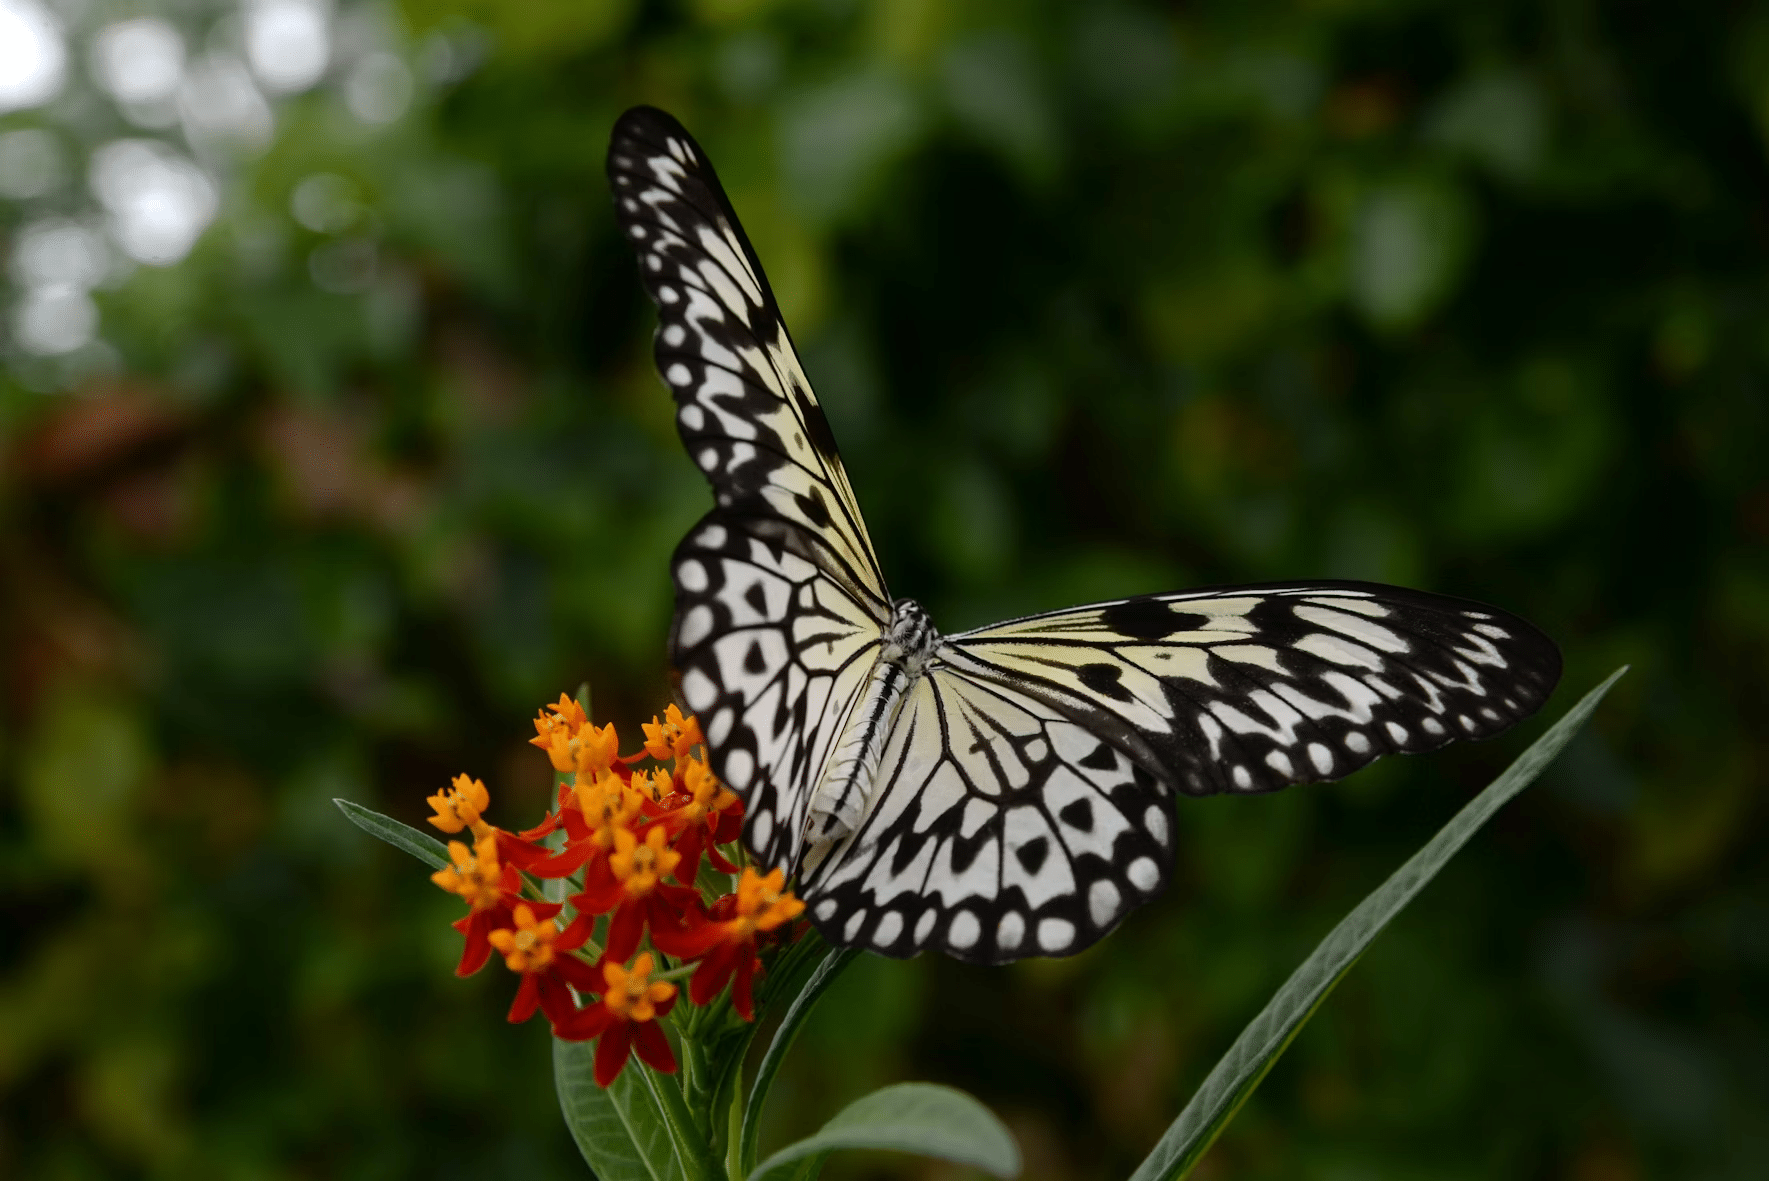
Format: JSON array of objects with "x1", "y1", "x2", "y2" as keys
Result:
[{"x1": 605, "y1": 106, "x2": 1562, "y2": 965}]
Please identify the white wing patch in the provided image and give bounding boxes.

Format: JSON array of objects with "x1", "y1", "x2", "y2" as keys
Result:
[{"x1": 670, "y1": 515, "x2": 884, "y2": 872}]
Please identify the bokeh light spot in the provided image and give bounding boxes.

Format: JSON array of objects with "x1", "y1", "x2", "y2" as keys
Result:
[
  {"x1": 246, "y1": 0, "x2": 331, "y2": 95},
  {"x1": 11, "y1": 218, "x2": 110, "y2": 289},
  {"x1": 91, "y1": 19, "x2": 186, "y2": 107},
  {"x1": 0, "y1": 0, "x2": 65, "y2": 113},
  {"x1": 13, "y1": 284, "x2": 97, "y2": 355},
  {"x1": 89, "y1": 139, "x2": 219, "y2": 266}
]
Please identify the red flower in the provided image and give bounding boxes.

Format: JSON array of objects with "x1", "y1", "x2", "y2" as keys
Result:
[
  {"x1": 656, "y1": 757, "x2": 744, "y2": 883},
  {"x1": 554, "y1": 953, "x2": 680, "y2": 1085},
  {"x1": 432, "y1": 835, "x2": 562, "y2": 976},
  {"x1": 426, "y1": 692, "x2": 800, "y2": 1091},
  {"x1": 678, "y1": 868, "x2": 805, "y2": 1020},
  {"x1": 570, "y1": 824, "x2": 699, "y2": 963},
  {"x1": 488, "y1": 903, "x2": 600, "y2": 1026},
  {"x1": 530, "y1": 769, "x2": 644, "y2": 879}
]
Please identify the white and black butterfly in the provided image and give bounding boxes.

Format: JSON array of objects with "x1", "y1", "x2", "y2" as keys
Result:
[{"x1": 606, "y1": 107, "x2": 1562, "y2": 965}]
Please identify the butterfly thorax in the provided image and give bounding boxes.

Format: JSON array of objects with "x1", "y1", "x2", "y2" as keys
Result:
[
  {"x1": 803, "y1": 599, "x2": 941, "y2": 850},
  {"x1": 882, "y1": 598, "x2": 939, "y2": 665}
]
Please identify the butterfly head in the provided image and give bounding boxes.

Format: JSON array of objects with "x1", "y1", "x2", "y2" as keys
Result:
[{"x1": 885, "y1": 599, "x2": 940, "y2": 671}]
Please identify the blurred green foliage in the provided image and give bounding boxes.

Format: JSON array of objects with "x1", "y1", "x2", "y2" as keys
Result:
[{"x1": 3, "y1": 1, "x2": 1767, "y2": 1178}]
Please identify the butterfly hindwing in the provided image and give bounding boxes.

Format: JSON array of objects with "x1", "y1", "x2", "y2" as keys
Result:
[
  {"x1": 671, "y1": 513, "x2": 885, "y2": 872},
  {"x1": 800, "y1": 669, "x2": 1172, "y2": 964},
  {"x1": 607, "y1": 107, "x2": 888, "y2": 605},
  {"x1": 944, "y1": 581, "x2": 1563, "y2": 798}
]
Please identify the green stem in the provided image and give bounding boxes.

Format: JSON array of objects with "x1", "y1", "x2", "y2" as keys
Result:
[
  {"x1": 737, "y1": 946, "x2": 860, "y2": 1178},
  {"x1": 642, "y1": 1062, "x2": 721, "y2": 1181}
]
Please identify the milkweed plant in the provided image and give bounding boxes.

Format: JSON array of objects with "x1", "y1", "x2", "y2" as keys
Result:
[{"x1": 341, "y1": 669, "x2": 1624, "y2": 1181}]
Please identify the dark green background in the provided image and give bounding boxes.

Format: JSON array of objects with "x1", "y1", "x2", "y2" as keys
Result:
[{"x1": 4, "y1": 1, "x2": 1766, "y2": 1178}]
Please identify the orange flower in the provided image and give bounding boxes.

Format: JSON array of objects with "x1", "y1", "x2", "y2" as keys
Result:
[
  {"x1": 661, "y1": 757, "x2": 743, "y2": 881},
  {"x1": 667, "y1": 868, "x2": 804, "y2": 1019},
  {"x1": 531, "y1": 695, "x2": 621, "y2": 777},
  {"x1": 526, "y1": 769, "x2": 647, "y2": 882},
  {"x1": 489, "y1": 903, "x2": 599, "y2": 1026},
  {"x1": 727, "y1": 867, "x2": 805, "y2": 938},
  {"x1": 632, "y1": 767, "x2": 674, "y2": 804},
  {"x1": 576, "y1": 770, "x2": 644, "y2": 846},
  {"x1": 610, "y1": 826, "x2": 680, "y2": 896},
  {"x1": 602, "y1": 953, "x2": 677, "y2": 1022},
  {"x1": 554, "y1": 954, "x2": 679, "y2": 1085},
  {"x1": 434, "y1": 842, "x2": 557, "y2": 978},
  {"x1": 427, "y1": 774, "x2": 490, "y2": 835},
  {"x1": 530, "y1": 693, "x2": 587, "y2": 743},
  {"x1": 578, "y1": 823, "x2": 699, "y2": 962},
  {"x1": 488, "y1": 904, "x2": 559, "y2": 974},
  {"x1": 431, "y1": 835, "x2": 504, "y2": 912},
  {"x1": 643, "y1": 704, "x2": 703, "y2": 762}
]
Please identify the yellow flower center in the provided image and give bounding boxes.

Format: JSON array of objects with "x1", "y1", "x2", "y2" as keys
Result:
[
  {"x1": 427, "y1": 774, "x2": 491, "y2": 836},
  {"x1": 718, "y1": 868, "x2": 805, "y2": 940},
  {"x1": 488, "y1": 904, "x2": 557, "y2": 974},
  {"x1": 611, "y1": 826, "x2": 680, "y2": 894},
  {"x1": 431, "y1": 835, "x2": 502, "y2": 912},
  {"x1": 602, "y1": 953, "x2": 676, "y2": 1022}
]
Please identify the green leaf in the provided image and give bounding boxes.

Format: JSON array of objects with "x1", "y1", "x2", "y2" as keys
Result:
[
  {"x1": 773, "y1": 1151, "x2": 830, "y2": 1181},
  {"x1": 555, "y1": 1040, "x2": 691, "y2": 1181},
  {"x1": 738, "y1": 946, "x2": 860, "y2": 1176},
  {"x1": 1130, "y1": 667, "x2": 1628, "y2": 1181},
  {"x1": 750, "y1": 1083, "x2": 1020, "y2": 1181},
  {"x1": 334, "y1": 798, "x2": 450, "y2": 870}
]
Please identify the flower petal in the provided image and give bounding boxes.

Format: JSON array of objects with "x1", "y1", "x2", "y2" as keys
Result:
[
  {"x1": 634, "y1": 1020, "x2": 678, "y2": 1074},
  {"x1": 594, "y1": 1021, "x2": 635, "y2": 1087}
]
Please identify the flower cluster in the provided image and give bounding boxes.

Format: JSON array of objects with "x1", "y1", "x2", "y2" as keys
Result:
[{"x1": 427, "y1": 696, "x2": 806, "y2": 1085}]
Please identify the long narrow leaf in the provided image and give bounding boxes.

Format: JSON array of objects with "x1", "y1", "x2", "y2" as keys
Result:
[
  {"x1": 335, "y1": 798, "x2": 450, "y2": 870},
  {"x1": 1130, "y1": 667, "x2": 1627, "y2": 1181},
  {"x1": 555, "y1": 1040, "x2": 691, "y2": 1181},
  {"x1": 750, "y1": 1083, "x2": 1019, "y2": 1181},
  {"x1": 738, "y1": 946, "x2": 859, "y2": 1176}
]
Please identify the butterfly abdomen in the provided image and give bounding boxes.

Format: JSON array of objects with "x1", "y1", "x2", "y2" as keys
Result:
[{"x1": 805, "y1": 600, "x2": 940, "y2": 847}]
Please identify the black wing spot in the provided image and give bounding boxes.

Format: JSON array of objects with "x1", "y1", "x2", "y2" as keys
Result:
[
  {"x1": 744, "y1": 582, "x2": 768, "y2": 615},
  {"x1": 793, "y1": 385, "x2": 841, "y2": 460},
  {"x1": 1100, "y1": 598, "x2": 1209, "y2": 640},
  {"x1": 951, "y1": 832, "x2": 986, "y2": 874},
  {"x1": 891, "y1": 836, "x2": 923, "y2": 875},
  {"x1": 1014, "y1": 836, "x2": 1049, "y2": 875},
  {"x1": 1058, "y1": 798, "x2": 1094, "y2": 833},
  {"x1": 1078, "y1": 663, "x2": 1135, "y2": 702},
  {"x1": 794, "y1": 487, "x2": 832, "y2": 527},
  {"x1": 743, "y1": 641, "x2": 767, "y2": 674},
  {"x1": 1079, "y1": 741, "x2": 1117, "y2": 771}
]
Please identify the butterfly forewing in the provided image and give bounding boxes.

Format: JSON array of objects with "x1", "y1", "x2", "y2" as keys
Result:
[
  {"x1": 606, "y1": 107, "x2": 888, "y2": 605},
  {"x1": 944, "y1": 582, "x2": 1562, "y2": 799},
  {"x1": 610, "y1": 107, "x2": 894, "y2": 869},
  {"x1": 800, "y1": 668, "x2": 1172, "y2": 963}
]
